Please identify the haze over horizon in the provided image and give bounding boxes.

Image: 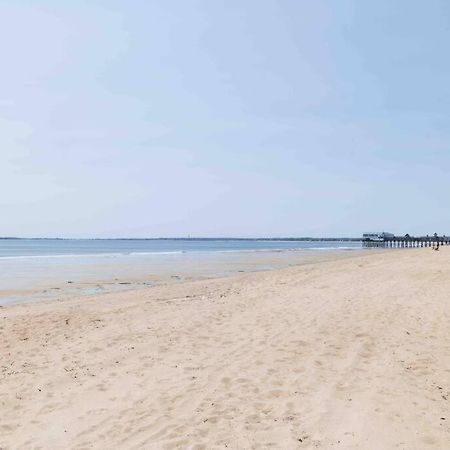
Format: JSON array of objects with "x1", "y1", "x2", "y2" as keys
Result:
[
  {"x1": 2, "y1": 0, "x2": 450, "y2": 238},
  {"x1": 0, "y1": 235, "x2": 363, "y2": 240}
]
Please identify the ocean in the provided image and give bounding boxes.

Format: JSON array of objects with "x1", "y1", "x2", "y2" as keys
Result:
[
  {"x1": 0, "y1": 238, "x2": 361, "y2": 258},
  {"x1": 0, "y1": 239, "x2": 363, "y2": 305}
]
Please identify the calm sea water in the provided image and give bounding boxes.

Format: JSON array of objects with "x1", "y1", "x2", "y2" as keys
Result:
[
  {"x1": 0, "y1": 239, "x2": 363, "y2": 305},
  {"x1": 0, "y1": 239, "x2": 361, "y2": 258}
]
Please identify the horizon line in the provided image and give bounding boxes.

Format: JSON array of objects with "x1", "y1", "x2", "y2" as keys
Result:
[{"x1": 0, "y1": 236, "x2": 362, "y2": 241}]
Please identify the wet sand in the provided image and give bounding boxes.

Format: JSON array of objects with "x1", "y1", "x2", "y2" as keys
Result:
[
  {"x1": 0, "y1": 248, "x2": 365, "y2": 306},
  {"x1": 1, "y1": 248, "x2": 449, "y2": 449}
]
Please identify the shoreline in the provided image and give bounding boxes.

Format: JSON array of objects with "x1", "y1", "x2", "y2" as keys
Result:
[
  {"x1": 0, "y1": 247, "x2": 369, "y2": 307},
  {"x1": 2, "y1": 248, "x2": 449, "y2": 448}
]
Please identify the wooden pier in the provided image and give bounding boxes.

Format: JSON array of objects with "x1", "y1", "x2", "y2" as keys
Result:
[{"x1": 362, "y1": 233, "x2": 450, "y2": 248}]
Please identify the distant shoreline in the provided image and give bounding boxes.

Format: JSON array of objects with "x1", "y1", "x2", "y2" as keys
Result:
[{"x1": 0, "y1": 236, "x2": 362, "y2": 242}]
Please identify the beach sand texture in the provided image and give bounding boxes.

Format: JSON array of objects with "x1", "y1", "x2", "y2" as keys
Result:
[{"x1": 1, "y1": 249, "x2": 450, "y2": 449}]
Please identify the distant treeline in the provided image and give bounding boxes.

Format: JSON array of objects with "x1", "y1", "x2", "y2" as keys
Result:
[{"x1": 0, "y1": 237, "x2": 362, "y2": 242}]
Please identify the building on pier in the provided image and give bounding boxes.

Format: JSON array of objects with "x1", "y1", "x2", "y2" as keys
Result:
[{"x1": 362, "y1": 232, "x2": 394, "y2": 245}]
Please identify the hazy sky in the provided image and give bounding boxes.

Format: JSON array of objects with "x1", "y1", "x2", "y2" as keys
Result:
[{"x1": 2, "y1": 0, "x2": 450, "y2": 238}]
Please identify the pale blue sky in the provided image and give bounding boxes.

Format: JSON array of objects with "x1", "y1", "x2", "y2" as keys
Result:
[{"x1": 1, "y1": 0, "x2": 450, "y2": 238}]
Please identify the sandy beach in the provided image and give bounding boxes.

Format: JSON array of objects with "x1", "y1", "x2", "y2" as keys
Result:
[{"x1": 1, "y1": 248, "x2": 450, "y2": 449}]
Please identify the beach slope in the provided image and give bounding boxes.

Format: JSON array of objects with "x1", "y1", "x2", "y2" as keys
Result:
[{"x1": 1, "y1": 249, "x2": 450, "y2": 449}]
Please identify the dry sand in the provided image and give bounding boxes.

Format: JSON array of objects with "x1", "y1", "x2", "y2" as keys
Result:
[{"x1": 1, "y1": 248, "x2": 450, "y2": 449}]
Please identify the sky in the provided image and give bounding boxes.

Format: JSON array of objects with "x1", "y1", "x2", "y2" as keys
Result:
[{"x1": 1, "y1": 0, "x2": 450, "y2": 238}]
